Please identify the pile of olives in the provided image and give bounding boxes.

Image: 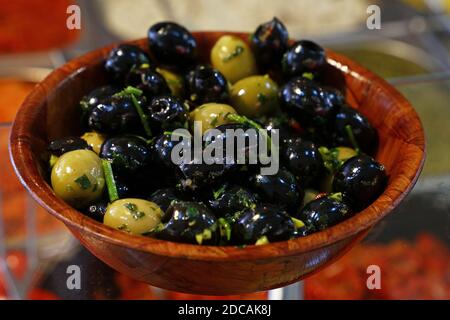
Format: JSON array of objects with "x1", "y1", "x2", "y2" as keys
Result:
[{"x1": 48, "y1": 18, "x2": 387, "y2": 246}]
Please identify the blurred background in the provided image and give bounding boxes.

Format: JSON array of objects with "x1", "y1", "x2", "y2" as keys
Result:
[{"x1": 0, "y1": 0, "x2": 449, "y2": 300}]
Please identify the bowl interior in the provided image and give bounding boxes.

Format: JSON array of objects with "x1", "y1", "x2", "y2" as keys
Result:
[{"x1": 9, "y1": 32, "x2": 425, "y2": 261}]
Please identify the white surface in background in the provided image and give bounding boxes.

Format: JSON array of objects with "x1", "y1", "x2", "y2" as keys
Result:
[{"x1": 97, "y1": 0, "x2": 368, "y2": 39}]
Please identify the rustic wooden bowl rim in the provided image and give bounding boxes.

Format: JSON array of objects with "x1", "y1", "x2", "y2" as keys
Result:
[{"x1": 9, "y1": 32, "x2": 425, "y2": 262}]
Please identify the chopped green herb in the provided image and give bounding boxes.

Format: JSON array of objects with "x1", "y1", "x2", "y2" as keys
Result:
[
  {"x1": 124, "y1": 202, "x2": 138, "y2": 212},
  {"x1": 132, "y1": 211, "x2": 146, "y2": 220},
  {"x1": 302, "y1": 72, "x2": 314, "y2": 80},
  {"x1": 213, "y1": 185, "x2": 226, "y2": 200},
  {"x1": 75, "y1": 174, "x2": 92, "y2": 190},
  {"x1": 257, "y1": 93, "x2": 268, "y2": 105},
  {"x1": 255, "y1": 235, "x2": 269, "y2": 246},
  {"x1": 223, "y1": 45, "x2": 244, "y2": 62},
  {"x1": 118, "y1": 224, "x2": 129, "y2": 232},
  {"x1": 187, "y1": 206, "x2": 200, "y2": 219},
  {"x1": 218, "y1": 218, "x2": 231, "y2": 241},
  {"x1": 210, "y1": 115, "x2": 219, "y2": 127}
]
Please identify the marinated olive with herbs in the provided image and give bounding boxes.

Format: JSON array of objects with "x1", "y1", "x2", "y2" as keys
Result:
[
  {"x1": 251, "y1": 17, "x2": 288, "y2": 69},
  {"x1": 232, "y1": 204, "x2": 296, "y2": 245},
  {"x1": 125, "y1": 65, "x2": 171, "y2": 99},
  {"x1": 333, "y1": 155, "x2": 387, "y2": 211},
  {"x1": 51, "y1": 150, "x2": 105, "y2": 208},
  {"x1": 281, "y1": 137, "x2": 323, "y2": 187},
  {"x1": 190, "y1": 103, "x2": 237, "y2": 133},
  {"x1": 105, "y1": 44, "x2": 150, "y2": 81},
  {"x1": 211, "y1": 35, "x2": 257, "y2": 83},
  {"x1": 297, "y1": 194, "x2": 353, "y2": 231},
  {"x1": 282, "y1": 40, "x2": 326, "y2": 78},
  {"x1": 249, "y1": 168, "x2": 304, "y2": 213},
  {"x1": 47, "y1": 18, "x2": 388, "y2": 247},
  {"x1": 146, "y1": 95, "x2": 188, "y2": 132},
  {"x1": 148, "y1": 22, "x2": 197, "y2": 68},
  {"x1": 185, "y1": 64, "x2": 230, "y2": 105},
  {"x1": 155, "y1": 201, "x2": 219, "y2": 245},
  {"x1": 230, "y1": 75, "x2": 279, "y2": 117},
  {"x1": 87, "y1": 95, "x2": 142, "y2": 134},
  {"x1": 104, "y1": 199, "x2": 163, "y2": 235},
  {"x1": 100, "y1": 135, "x2": 151, "y2": 175}
]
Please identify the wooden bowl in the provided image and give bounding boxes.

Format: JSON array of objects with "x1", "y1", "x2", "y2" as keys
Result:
[{"x1": 9, "y1": 32, "x2": 425, "y2": 295}]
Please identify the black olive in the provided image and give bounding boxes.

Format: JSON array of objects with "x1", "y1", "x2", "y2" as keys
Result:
[
  {"x1": 115, "y1": 177, "x2": 134, "y2": 199},
  {"x1": 48, "y1": 136, "x2": 92, "y2": 156},
  {"x1": 297, "y1": 196, "x2": 353, "y2": 231},
  {"x1": 100, "y1": 135, "x2": 151, "y2": 175},
  {"x1": 155, "y1": 201, "x2": 219, "y2": 245},
  {"x1": 281, "y1": 137, "x2": 323, "y2": 187},
  {"x1": 146, "y1": 95, "x2": 188, "y2": 132},
  {"x1": 185, "y1": 65, "x2": 229, "y2": 105},
  {"x1": 85, "y1": 200, "x2": 108, "y2": 222},
  {"x1": 87, "y1": 95, "x2": 142, "y2": 135},
  {"x1": 249, "y1": 168, "x2": 304, "y2": 213},
  {"x1": 320, "y1": 87, "x2": 345, "y2": 110},
  {"x1": 125, "y1": 66, "x2": 171, "y2": 100},
  {"x1": 279, "y1": 77, "x2": 337, "y2": 128},
  {"x1": 177, "y1": 123, "x2": 256, "y2": 192},
  {"x1": 80, "y1": 85, "x2": 119, "y2": 127},
  {"x1": 105, "y1": 44, "x2": 150, "y2": 81},
  {"x1": 209, "y1": 184, "x2": 259, "y2": 217},
  {"x1": 231, "y1": 204, "x2": 295, "y2": 244},
  {"x1": 282, "y1": 40, "x2": 326, "y2": 78},
  {"x1": 148, "y1": 22, "x2": 197, "y2": 68},
  {"x1": 148, "y1": 188, "x2": 182, "y2": 218},
  {"x1": 332, "y1": 105, "x2": 378, "y2": 154},
  {"x1": 250, "y1": 17, "x2": 289, "y2": 69},
  {"x1": 332, "y1": 155, "x2": 387, "y2": 211}
]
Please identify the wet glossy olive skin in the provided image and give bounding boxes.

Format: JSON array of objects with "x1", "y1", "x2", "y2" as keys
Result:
[
  {"x1": 152, "y1": 133, "x2": 180, "y2": 169},
  {"x1": 148, "y1": 22, "x2": 197, "y2": 68},
  {"x1": 321, "y1": 87, "x2": 345, "y2": 110},
  {"x1": 210, "y1": 35, "x2": 257, "y2": 83},
  {"x1": 250, "y1": 17, "x2": 288, "y2": 69},
  {"x1": 155, "y1": 201, "x2": 219, "y2": 245},
  {"x1": 190, "y1": 103, "x2": 237, "y2": 133},
  {"x1": 281, "y1": 137, "x2": 323, "y2": 187},
  {"x1": 48, "y1": 136, "x2": 92, "y2": 156},
  {"x1": 282, "y1": 40, "x2": 326, "y2": 78},
  {"x1": 80, "y1": 85, "x2": 119, "y2": 126},
  {"x1": 105, "y1": 44, "x2": 150, "y2": 80},
  {"x1": 104, "y1": 199, "x2": 163, "y2": 235},
  {"x1": 232, "y1": 204, "x2": 296, "y2": 244},
  {"x1": 332, "y1": 105, "x2": 378, "y2": 154},
  {"x1": 148, "y1": 188, "x2": 182, "y2": 219},
  {"x1": 230, "y1": 75, "x2": 279, "y2": 117},
  {"x1": 51, "y1": 150, "x2": 105, "y2": 208},
  {"x1": 100, "y1": 135, "x2": 151, "y2": 175},
  {"x1": 87, "y1": 96, "x2": 142, "y2": 135},
  {"x1": 280, "y1": 77, "x2": 337, "y2": 128},
  {"x1": 209, "y1": 184, "x2": 259, "y2": 217},
  {"x1": 249, "y1": 168, "x2": 304, "y2": 213},
  {"x1": 125, "y1": 66, "x2": 171, "y2": 99},
  {"x1": 146, "y1": 95, "x2": 188, "y2": 132},
  {"x1": 185, "y1": 65, "x2": 230, "y2": 105},
  {"x1": 297, "y1": 196, "x2": 353, "y2": 231},
  {"x1": 333, "y1": 155, "x2": 387, "y2": 211}
]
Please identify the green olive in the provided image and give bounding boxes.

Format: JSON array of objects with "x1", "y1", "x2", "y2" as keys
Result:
[
  {"x1": 210, "y1": 35, "x2": 257, "y2": 83},
  {"x1": 51, "y1": 150, "x2": 105, "y2": 208},
  {"x1": 156, "y1": 67, "x2": 184, "y2": 97},
  {"x1": 81, "y1": 131, "x2": 106, "y2": 154},
  {"x1": 103, "y1": 198, "x2": 163, "y2": 235},
  {"x1": 230, "y1": 75, "x2": 279, "y2": 117},
  {"x1": 190, "y1": 103, "x2": 237, "y2": 133},
  {"x1": 335, "y1": 146, "x2": 357, "y2": 162}
]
